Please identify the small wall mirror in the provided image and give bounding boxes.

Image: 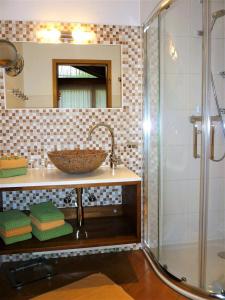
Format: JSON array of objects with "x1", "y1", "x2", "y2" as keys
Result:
[{"x1": 4, "y1": 42, "x2": 122, "y2": 109}]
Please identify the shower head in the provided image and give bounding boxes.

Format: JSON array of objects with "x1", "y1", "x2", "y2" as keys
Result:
[
  {"x1": 211, "y1": 9, "x2": 225, "y2": 31},
  {"x1": 212, "y1": 9, "x2": 225, "y2": 19}
]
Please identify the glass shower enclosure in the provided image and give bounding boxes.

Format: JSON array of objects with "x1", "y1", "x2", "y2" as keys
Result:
[{"x1": 144, "y1": 0, "x2": 225, "y2": 298}]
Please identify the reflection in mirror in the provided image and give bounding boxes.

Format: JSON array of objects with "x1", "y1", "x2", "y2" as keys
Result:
[
  {"x1": 0, "y1": 39, "x2": 24, "y2": 77},
  {"x1": 53, "y1": 60, "x2": 111, "y2": 108},
  {"x1": 4, "y1": 42, "x2": 122, "y2": 109}
]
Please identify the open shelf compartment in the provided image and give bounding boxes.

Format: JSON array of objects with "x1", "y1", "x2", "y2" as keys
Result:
[{"x1": 0, "y1": 182, "x2": 141, "y2": 255}]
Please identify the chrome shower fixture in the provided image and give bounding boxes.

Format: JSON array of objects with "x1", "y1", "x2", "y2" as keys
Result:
[
  {"x1": 211, "y1": 9, "x2": 225, "y2": 31},
  {"x1": 219, "y1": 71, "x2": 225, "y2": 78},
  {"x1": 0, "y1": 39, "x2": 24, "y2": 76},
  {"x1": 212, "y1": 9, "x2": 225, "y2": 19}
]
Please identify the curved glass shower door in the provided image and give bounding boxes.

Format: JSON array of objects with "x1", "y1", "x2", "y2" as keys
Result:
[
  {"x1": 158, "y1": 0, "x2": 203, "y2": 287},
  {"x1": 144, "y1": 0, "x2": 225, "y2": 296},
  {"x1": 144, "y1": 0, "x2": 225, "y2": 297},
  {"x1": 206, "y1": 0, "x2": 225, "y2": 295}
]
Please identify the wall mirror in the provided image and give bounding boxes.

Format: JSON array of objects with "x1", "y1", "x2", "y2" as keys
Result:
[{"x1": 4, "y1": 42, "x2": 122, "y2": 109}]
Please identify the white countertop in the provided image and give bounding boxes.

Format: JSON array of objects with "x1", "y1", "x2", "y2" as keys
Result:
[{"x1": 0, "y1": 166, "x2": 141, "y2": 189}]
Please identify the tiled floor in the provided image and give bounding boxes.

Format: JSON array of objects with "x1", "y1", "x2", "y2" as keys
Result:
[{"x1": 0, "y1": 250, "x2": 188, "y2": 300}]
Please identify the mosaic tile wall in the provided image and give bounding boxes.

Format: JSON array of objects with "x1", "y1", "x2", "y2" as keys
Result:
[
  {"x1": 1, "y1": 243, "x2": 142, "y2": 262},
  {"x1": 0, "y1": 21, "x2": 143, "y2": 260},
  {"x1": 0, "y1": 20, "x2": 143, "y2": 205},
  {"x1": 3, "y1": 186, "x2": 122, "y2": 210}
]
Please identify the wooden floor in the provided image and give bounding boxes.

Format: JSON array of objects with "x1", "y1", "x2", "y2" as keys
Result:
[{"x1": 0, "y1": 250, "x2": 188, "y2": 300}]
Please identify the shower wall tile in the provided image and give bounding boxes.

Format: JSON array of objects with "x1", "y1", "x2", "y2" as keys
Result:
[
  {"x1": 208, "y1": 211, "x2": 225, "y2": 241},
  {"x1": 212, "y1": 37, "x2": 225, "y2": 74},
  {"x1": 163, "y1": 179, "x2": 200, "y2": 215},
  {"x1": 209, "y1": 157, "x2": 225, "y2": 179},
  {"x1": 189, "y1": 37, "x2": 202, "y2": 74},
  {"x1": 208, "y1": 178, "x2": 225, "y2": 212},
  {"x1": 0, "y1": 20, "x2": 143, "y2": 260},
  {"x1": 163, "y1": 74, "x2": 189, "y2": 111},
  {"x1": 162, "y1": 212, "x2": 199, "y2": 245},
  {"x1": 163, "y1": 36, "x2": 190, "y2": 74},
  {"x1": 162, "y1": 111, "x2": 192, "y2": 146},
  {"x1": 164, "y1": 145, "x2": 200, "y2": 181},
  {"x1": 189, "y1": 74, "x2": 202, "y2": 113},
  {"x1": 161, "y1": 0, "x2": 190, "y2": 37},
  {"x1": 190, "y1": 0, "x2": 203, "y2": 36}
]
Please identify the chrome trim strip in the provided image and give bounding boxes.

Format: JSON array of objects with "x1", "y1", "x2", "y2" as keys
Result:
[
  {"x1": 143, "y1": 248, "x2": 222, "y2": 300},
  {"x1": 199, "y1": 0, "x2": 210, "y2": 290},
  {"x1": 143, "y1": 22, "x2": 150, "y2": 247}
]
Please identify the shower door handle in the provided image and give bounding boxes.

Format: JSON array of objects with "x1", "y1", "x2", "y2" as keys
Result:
[
  {"x1": 210, "y1": 124, "x2": 215, "y2": 160},
  {"x1": 193, "y1": 123, "x2": 200, "y2": 159}
]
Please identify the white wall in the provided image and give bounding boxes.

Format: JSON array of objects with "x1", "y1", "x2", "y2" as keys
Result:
[
  {"x1": 0, "y1": 0, "x2": 160, "y2": 26},
  {"x1": 0, "y1": 0, "x2": 141, "y2": 26},
  {"x1": 140, "y1": 0, "x2": 159, "y2": 24}
]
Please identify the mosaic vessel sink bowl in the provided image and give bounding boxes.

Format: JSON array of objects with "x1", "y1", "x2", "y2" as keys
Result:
[{"x1": 48, "y1": 149, "x2": 107, "y2": 174}]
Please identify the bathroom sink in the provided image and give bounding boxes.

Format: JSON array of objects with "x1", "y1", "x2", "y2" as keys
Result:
[{"x1": 48, "y1": 149, "x2": 107, "y2": 174}]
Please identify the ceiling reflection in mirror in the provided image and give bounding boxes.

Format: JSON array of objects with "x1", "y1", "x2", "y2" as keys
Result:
[{"x1": 4, "y1": 42, "x2": 122, "y2": 109}]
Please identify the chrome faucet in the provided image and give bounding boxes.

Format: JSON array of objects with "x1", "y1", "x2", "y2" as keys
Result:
[{"x1": 88, "y1": 122, "x2": 120, "y2": 169}]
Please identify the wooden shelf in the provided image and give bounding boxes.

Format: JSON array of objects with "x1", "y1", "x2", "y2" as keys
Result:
[
  {"x1": 0, "y1": 168, "x2": 141, "y2": 255},
  {"x1": 0, "y1": 216, "x2": 139, "y2": 255}
]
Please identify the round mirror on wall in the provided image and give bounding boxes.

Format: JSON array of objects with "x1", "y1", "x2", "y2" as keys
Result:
[{"x1": 0, "y1": 39, "x2": 24, "y2": 76}]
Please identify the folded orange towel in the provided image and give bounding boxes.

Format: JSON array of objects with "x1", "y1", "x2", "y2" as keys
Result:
[
  {"x1": 0, "y1": 225, "x2": 32, "y2": 238},
  {"x1": 0, "y1": 156, "x2": 27, "y2": 170},
  {"x1": 30, "y1": 215, "x2": 65, "y2": 231}
]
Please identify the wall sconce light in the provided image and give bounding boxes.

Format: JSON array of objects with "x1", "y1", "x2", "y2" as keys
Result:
[
  {"x1": 36, "y1": 28, "x2": 61, "y2": 43},
  {"x1": 0, "y1": 39, "x2": 24, "y2": 76},
  {"x1": 71, "y1": 28, "x2": 96, "y2": 44},
  {"x1": 60, "y1": 31, "x2": 73, "y2": 41},
  {"x1": 61, "y1": 28, "x2": 95, "y2": 44},
  {"x1": 37, "y1": 27, "x2": 96, "y2": 44}
]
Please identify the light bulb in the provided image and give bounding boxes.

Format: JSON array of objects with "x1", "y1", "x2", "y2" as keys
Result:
[{"x1": 36, "y1": 28, "x2": 60, "y2": 43}]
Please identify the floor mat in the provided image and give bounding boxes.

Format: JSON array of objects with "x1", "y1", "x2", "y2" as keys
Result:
[{"x1": 31, "y1": 273, "x2": 134, "y2": 300}]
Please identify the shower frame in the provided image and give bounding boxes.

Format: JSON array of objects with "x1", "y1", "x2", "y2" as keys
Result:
[{"x1": 142, "y1": 0, "x2": 221, "y2": 299}]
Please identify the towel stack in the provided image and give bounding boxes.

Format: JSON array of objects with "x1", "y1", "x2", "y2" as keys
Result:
[
  {"x1": 0, "y1": 210, "x2": 32, "y2": 245},
  {"x1": 30, "y1": 201, "x2": 73, "y2": 241},
  {"x1": 0, "y1": 156, "x2": 27, "y2": 178}
]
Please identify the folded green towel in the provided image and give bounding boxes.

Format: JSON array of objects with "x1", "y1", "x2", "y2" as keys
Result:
[
  {"x1": 0, "y1": 167, "x2": 27, "y2": 178},
  {"x1": 0, "y1": 232, "x2": 32, "y2": 245},
  {"x1": 0, "y1": 210, "x2": 31, "y2": 231},
  {"x1": 32, "y1": 222, "x2": 73, "y2": 241},
  {"x1": 30, "y1": 201, "x2": 64, "y2": 223}
]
